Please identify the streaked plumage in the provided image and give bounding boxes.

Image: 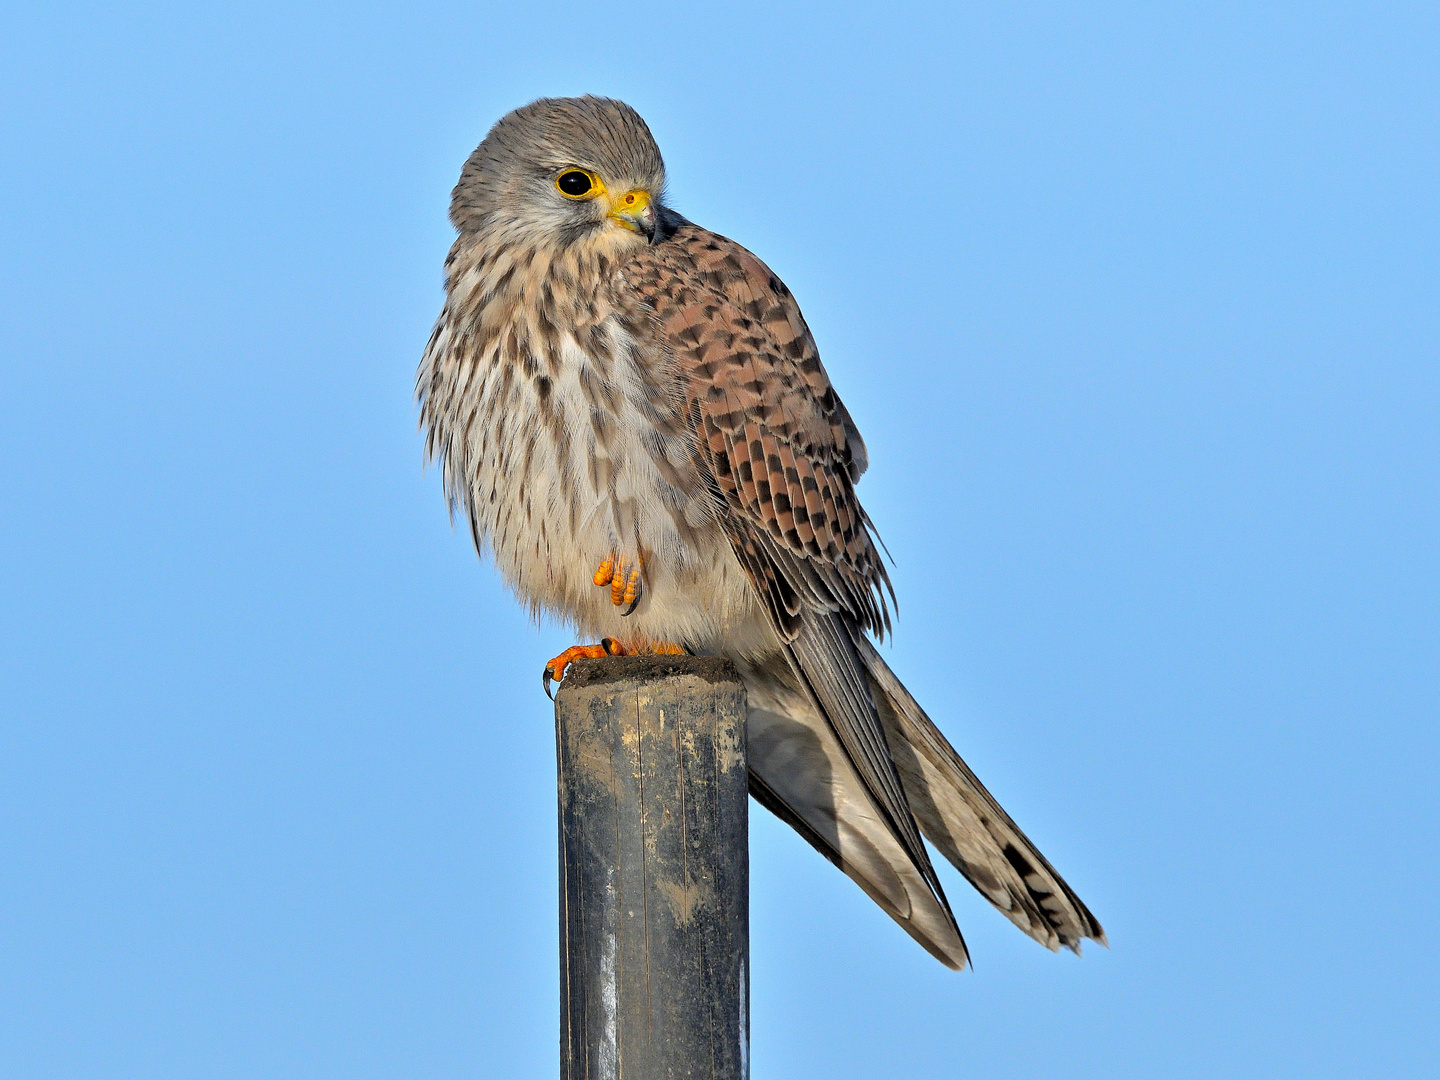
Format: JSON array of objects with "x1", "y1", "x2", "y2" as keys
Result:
[{"x1": 418, "y1": 96, "x2": 1104, "y2": 968}]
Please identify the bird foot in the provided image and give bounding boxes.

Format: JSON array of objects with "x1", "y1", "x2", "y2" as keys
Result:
[
  {"x1": 592, "y1": 553, "x2": 643, "y2": 615},
  {"x1": 542, "y1": 638, "x2": 687, "y2": 699},
  {"x1": 543, "y1": 637, "x2": 629, "y2": 699}
]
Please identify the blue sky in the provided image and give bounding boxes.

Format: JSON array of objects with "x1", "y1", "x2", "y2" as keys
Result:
[{"x1": 2, "y1": 3, "x2": 1436, "y2": 1077}]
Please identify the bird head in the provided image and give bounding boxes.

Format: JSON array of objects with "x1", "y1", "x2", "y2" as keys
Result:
[{"x1": 450, "y1": 96, "x2": 669, "y2": 253}]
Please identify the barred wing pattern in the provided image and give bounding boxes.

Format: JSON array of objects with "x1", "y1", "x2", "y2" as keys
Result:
[{"x1": 627, "y1": 226, "x2": 892, "y2": 641}]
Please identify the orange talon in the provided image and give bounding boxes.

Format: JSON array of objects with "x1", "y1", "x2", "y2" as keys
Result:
[
  {"x1": 610, "y1": 557, "x2": 626, "y2": 606},
  {"x1": 543, "y1": 637, "x2": 630, "y2": 699},
  {"x1": 622, "y1": 568, "x2": 641, "y2": 606},
  {"x1": 592, "y1": 558, "x2": 615, "y2": 587}
]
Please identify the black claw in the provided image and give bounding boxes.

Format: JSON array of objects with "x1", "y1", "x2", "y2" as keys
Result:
[
  {"x1": 619, "y1": 596, "x2": 640, "y2": 617},
  {"x1": 543, "y1": 667, "x2": 555, "y2": 700}
]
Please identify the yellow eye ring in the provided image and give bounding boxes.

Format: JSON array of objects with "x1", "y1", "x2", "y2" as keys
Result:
[{"x1": 555, "y1": 168, "x2": 604, "y2": 200}]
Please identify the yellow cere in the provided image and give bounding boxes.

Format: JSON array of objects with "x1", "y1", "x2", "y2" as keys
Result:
[{"x1": 607, "y1": 189, "x2": 651, "y2": 231}]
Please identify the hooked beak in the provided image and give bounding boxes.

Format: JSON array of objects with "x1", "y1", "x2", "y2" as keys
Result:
[{"x1": 607, "y1": 189, "x2": 656, "y2": 241}]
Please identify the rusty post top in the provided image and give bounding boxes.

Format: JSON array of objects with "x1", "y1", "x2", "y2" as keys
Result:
[{"x1": 561, "y1": 654, "x2": 741, "y2": 689}]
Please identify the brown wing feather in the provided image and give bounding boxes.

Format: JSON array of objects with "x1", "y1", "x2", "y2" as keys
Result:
[{"x1": 626, "y1": 224, "x2": 892, "y2": 639}]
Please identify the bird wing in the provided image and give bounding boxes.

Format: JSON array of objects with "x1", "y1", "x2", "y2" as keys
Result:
[{"x1": 624, "y1": 224, "x2": 964, "y2": 961}]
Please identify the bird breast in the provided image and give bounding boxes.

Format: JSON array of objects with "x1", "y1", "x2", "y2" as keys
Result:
[{"x1": 419, "y1": 247, "x2": 761, "y2": 649}]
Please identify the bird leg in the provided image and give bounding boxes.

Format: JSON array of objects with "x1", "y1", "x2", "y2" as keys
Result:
[
  {"x1": 592, "y1": 553, "x2": 643, "y2": 616},
  {"x1": 542, "y1": 636, "x2": 688, "y2": 699}
]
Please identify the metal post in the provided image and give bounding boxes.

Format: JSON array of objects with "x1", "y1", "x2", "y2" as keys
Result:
[{"x1": 555, "y1": 655, "x2": 749, "y2": 1080}]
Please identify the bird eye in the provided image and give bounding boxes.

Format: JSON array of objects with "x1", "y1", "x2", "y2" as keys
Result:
[{"x1": 556, "y1": 169, "x2": 599, "y2": 199}]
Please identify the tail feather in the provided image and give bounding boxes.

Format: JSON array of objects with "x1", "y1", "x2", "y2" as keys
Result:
[
  {"x1": 786, "y1": 615, "x2": 952, "y2": 922},
  {"x1": 856, "y1": 637, "x2": 1106, "y2": 953},
  {"x1": 739, "y1": 654, "x2": 971, "y2": 970}
]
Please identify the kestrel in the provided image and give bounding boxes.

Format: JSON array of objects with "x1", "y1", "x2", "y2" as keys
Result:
[{"x1": 417, "y1": 96, "x2": 1104, "y2": 968}]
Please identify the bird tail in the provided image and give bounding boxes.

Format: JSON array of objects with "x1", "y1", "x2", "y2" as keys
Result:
[
  {"x1": 854, "y1": 636, "x2": 1107, "y2": 953},
  {"x1": 738, "y1": 639, "x2": 971, "y2": 970}
]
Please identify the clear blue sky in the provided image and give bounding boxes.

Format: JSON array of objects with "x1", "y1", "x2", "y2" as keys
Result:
[{"x1": 2, "y1": 3, "x2": 1436, "y2": 1077}]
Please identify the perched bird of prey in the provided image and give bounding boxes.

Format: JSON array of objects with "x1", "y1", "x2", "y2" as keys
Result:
[{"x1": 417, "y1": 96, "x2": 1104, "y2": 969}]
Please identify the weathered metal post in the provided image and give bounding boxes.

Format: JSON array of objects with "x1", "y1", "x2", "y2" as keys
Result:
[{"x1": 555, "y1": 655, "x2": 749, "y2": 1080}]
